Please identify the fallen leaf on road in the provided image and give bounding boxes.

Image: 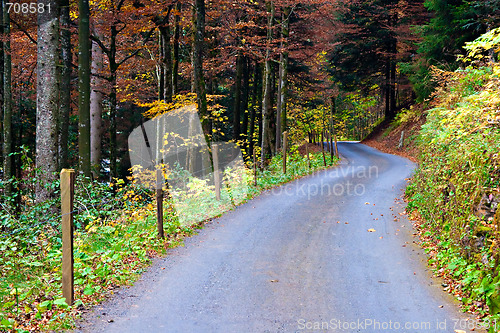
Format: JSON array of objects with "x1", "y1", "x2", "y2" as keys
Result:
[
  {"x1": 454, "y1": 330, "x2": 466, "y2": 333},
  {"x1": 367, "y1": 228, "x2": 376, "y2": 232},
  {"x1": 365, "y1": 202, "x2": 370, "y2": 205},
  {"x1": 270, "y1": 279, "x2": 279, "y2": 283},
  {"x1": 345, "y1": 222, "x2": 349, "y2": 224}
]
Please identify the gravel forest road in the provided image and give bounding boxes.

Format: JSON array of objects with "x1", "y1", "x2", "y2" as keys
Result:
[{"x1": 76, "y1": 142, "x2": 475, "y2": 333}]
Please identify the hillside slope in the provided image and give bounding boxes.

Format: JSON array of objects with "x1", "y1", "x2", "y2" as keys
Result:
[{"x1": 365, "y1": 65, "x2": 500, "y2": 329}]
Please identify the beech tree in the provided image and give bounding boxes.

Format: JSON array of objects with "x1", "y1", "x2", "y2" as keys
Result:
[
  {"x1": 3, "y1": 0, "x2": 12, "y2": 201},
  {"x1": 36, "y1": 0, "x2": 59, "y2": 202},
  {"x1": 192, "y1": 0, "x2": 209, "y2": 135}
]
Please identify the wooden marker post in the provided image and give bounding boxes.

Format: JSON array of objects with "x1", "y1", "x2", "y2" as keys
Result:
[
  {"x1": 282, "y1": 131, "x2": 288, "y2": 174},
  {"x1": 213, "y1": 144, "x2": 221, "y2": 200},
  {"x1": 305, "y1": 142, "x2": 311, "y2": 169},
  {"x1": 321, "y1": 130, "x2": 326, "y2": 167},
  {"x1": 61, "y1": 169, "x2": 75, "y2": 305},
  {"x1": 329, "y1": 130, "x2": 334, "y2": 164},
  {"x1": 156, "y1": 166, "x2": 164, "y2": 239}
]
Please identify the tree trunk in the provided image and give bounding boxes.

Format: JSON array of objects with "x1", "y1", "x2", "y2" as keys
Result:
[
  {"x1": 248, "y1": 60, "x2": 260, "y2": 157},
  {"x1": 78, "y1": 0, "x2": 91, "y2": 177},
  {"x1": 108, "y1": 21, "x2": 118, "y2": 181},
  {"x1": 260, "y1": 1, "x2": 274, "y2": 167},
  {"x1": 159, "y1": 11, "x2": 172, "y2": 102},
  {"x1": 279, "y1": 7, "x2": 289, "y2": 149},
  {"x1": 192, "y1": 0, "x2": 209, "y2": 135},
  {"x1": 0, "y1": 0, "x2": 4, "y2": 166},
  {"x1": 3, "y1": 0, "x2": 12, "y2": 200},
  {"x1": 172, "y1": 1, "x2": 181, "y2": 95},
  {"x1": 36, "y1": 0, "x2": 60, "y2": 202},
  {"x1": 241, "y1": 57, "x2": 250, "y2": 150},
  {"x1": 59, "y1": 0, "x2": 71, "y2": 169},
  {"x1": 233, "y1": 51, "x2": 243, "y2": 141},
  {"x1": 90, "y1": 33, "x2": 104, "y2": 179},
  {"x1": 109, "y1": 71, "x2": 117, "y2": 181},
  {"x1": 158, "y1": 32, "x2": 165, "y2": 100},
  {"x1": 275, "y1": 7, "x2": 290, "y2": 153}
]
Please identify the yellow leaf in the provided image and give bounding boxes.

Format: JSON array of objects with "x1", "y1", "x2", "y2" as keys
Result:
[{"x1": 367, "y1": 228, "x2": 376, "y2": 232}]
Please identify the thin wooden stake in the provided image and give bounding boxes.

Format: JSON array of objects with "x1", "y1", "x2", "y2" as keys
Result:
[
  {"x1": 213, "y1": 144, "x2": 221, "y2": 200},
  {"x1": 305, "y1": 142, "x2": 310, "y2": 169},
  {"x1": 282, "y1": 131, "x2": 288, "y2": 174},
  {"x1": 253, "y1": 147, "x2": 257, "y2": 186},
  {"x1": 329, "y1": 130, "x2": 334, "y2": 164},
  {"x1": 61, "y1": 169, "x2": 75, "y2": 306},
  {"x1": 334, "y1": 132, "x2": 339, "y2": 158},
  {"x1": 156, "y1": 167, "x2": 164, "y2": 239},
  {"x1": 321, "y1": 131, "x2": 326, "y2": 167}
]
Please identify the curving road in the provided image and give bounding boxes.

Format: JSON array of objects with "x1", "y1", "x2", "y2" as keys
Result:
[{"x1": 77, "y1": 143, "x2": 475, "y2": 333}]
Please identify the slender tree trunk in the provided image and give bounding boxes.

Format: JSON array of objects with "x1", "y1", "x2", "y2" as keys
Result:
[
  {"x1": 0, "y1": 0, "x2": 4, "y2": 166},
  {"x1": 260, "y1": 1, "x2": 274, "y2": 167},
  {"x1": 279, "y1": 7, "x2": 289, "y2": 147},
  {"x1": 172, "y1": 1, "x2": 181, "y2": 95},
  {"x1": 233, "y1": 51, "x2": 243, "y2": 141},
  {"x1": 192, "y1": 0, "x2": 209, "y2": 135},
  {"x1": 3, "y1": 0, "x2": 12, "y2": 200},
  {"x1": 275, "y1": 7, "x2": 290, "y2": 153},
  {"x1": 249, "y1": 60, "x2": 260, "y2": 157},
  {"x1": 276, "y1": 57, "x2": 282, "y2": 153},
  {"x1": 59, "y1": 0, "x2": 71, "y2": 169},
  {"x1": 90, "y1": 33, "x2": 104, "y2": 179},
  {"x1": 108, "y1": 21, "x2": 119, "y2": 181},
  {"x1": 159, "y1": 11, "x2": 172, "y2": 102},
  {"x1": 109, "y1": 71, "x2": 117, "y2": 181},
  {"x1": 241, "y1": 57, "x2": 250, "y2": 149},
  {"x1": 158, "y1": 32, "x2": 165, "y2": 100},
  {"x1": 36, "y1": 0, "x2": 60, "y2": 202},
  {"x1": 78, "y1": 0, "x2": 91, "y2": 177}
]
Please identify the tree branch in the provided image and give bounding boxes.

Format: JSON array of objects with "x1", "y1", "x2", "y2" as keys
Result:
[
  {"x1": 11, "y1": 19, "x2": 37, "y2": 44},
  {"x1": 90, "y1": 34, "x2": 111, "y2": 57},
  {"x1": 117, "y1": 27, "x2": 156, "y2": 67}
]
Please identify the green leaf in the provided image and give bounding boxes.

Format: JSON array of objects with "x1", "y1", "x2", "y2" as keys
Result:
[
  {"x1": 54, "y1": 297, "x2": 69, "y2": 309},
  {"x1": 83, "y1": 284, "x2": 94, "y2": 295},
  {"x1": 0, "y1": 318, "x2": 13, "y2": 328}
]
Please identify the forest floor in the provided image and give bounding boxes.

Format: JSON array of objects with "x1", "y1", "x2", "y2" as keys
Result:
[{"x1": 362, "y1": 110, "x2": 426, "y2": 163}]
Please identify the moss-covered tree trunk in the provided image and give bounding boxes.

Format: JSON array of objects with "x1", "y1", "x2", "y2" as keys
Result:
[
  {"x1": 233, "y1": 51, "x2": 243, "y2": 141},
  {"x1": 159, "y1": 13, "x2": 172, "y2": 102},
  {"x1": 0, "y1": 0, "x2": 4, "y2": 167},
  {"x1": 241, "y1": 57, "x2": 250, "y2": 150},
  {"x1": 249, "y1": 60, "x2": 260, "y2": 157},
  {"x1": 3, "y1": 0, "x2": 12, "y2": 200},
  {"x1": 78, "y1": 0, "x2": 91, "y2": 177},
  {"x1": 59, "y1": 0, "x2": 71, "y2": 169},
  {"x1": 192, "y1": 0, "x2": 209, "y2": 136},
  {"x1": 260, "y1": 1, "x2": 274, "y2": 167},
  {"x1": 90, "y1": 32, "x2": 104, "y2": 179},
  {"x1": 277, "y1": 6, "x2": 290, "y2": 152},
  {"x1": 36, "y1": 0, "x2": 60, "y2": 203},
  {"x1": 172, "y1": 2, "x2": 181, "y2": 96}
]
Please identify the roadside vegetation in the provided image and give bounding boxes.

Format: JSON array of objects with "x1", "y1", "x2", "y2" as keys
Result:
[
  {"x1": 381, "y1": 30, "x2": 500, "y2": 330},
  {"x1": 0, "y1": 147, "x2": 337, "y2": 332}
]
